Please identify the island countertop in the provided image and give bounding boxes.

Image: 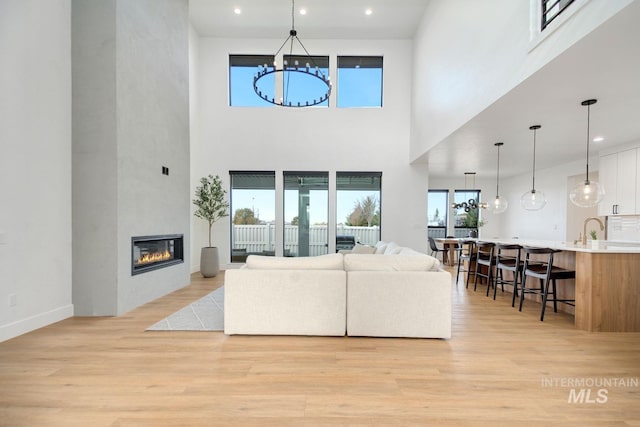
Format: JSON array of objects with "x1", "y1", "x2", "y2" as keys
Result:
[
  {"x1": 476, "y1": 238, "x2": 640, "y2": 254},
  {"x1": 470, "y1": 237, "x2": 640, "y2": 332}
]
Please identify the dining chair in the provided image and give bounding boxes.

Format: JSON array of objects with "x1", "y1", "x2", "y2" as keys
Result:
[{"x1": 428, "y1": 237, "x2": 448, "y2": 264}]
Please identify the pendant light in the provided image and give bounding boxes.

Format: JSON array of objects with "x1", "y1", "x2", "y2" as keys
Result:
[
  {"x1": 569, "y1": 99, "x2": 605, "y2": 207},
  {"x1": 520, "y1": 125, "x2": 547, "y2": 210},
  {"x1": 450, "y1": 172, "x2": 487, "y2": 211},
  {"x1": 488, "y1": 142, "x2": 508, "y2": 214}
]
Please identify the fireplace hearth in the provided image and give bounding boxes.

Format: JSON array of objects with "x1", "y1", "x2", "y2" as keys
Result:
[{"x1": 132, "y1": 234, "x2": 184, "y2": 275}]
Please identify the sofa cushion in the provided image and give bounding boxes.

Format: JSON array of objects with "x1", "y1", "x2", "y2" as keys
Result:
[
  {"x1": 383, "y1": 242, "x2": 401, "y2": 255},
  {"x1": 352, "y1": 243, "x2": 376, "y2": 254},
  {"x1": 398, "y1": 247, "x2": 424, "y2": 256},
  {"x1": 245, "y1": 253, "x2": 344, "y2": 270},
  {"x1": 374, "y1": 241, "x2": 388, "y2": 254},
  {"x1": 344, "y1": 253, "x2": 440, "y2": 272}
]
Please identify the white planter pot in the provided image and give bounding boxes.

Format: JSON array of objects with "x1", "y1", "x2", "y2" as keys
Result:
[{"x1": 200, "y1": 247, "x2": 220, "y2": 278}]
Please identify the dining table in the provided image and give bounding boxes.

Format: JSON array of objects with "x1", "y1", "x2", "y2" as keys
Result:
[{"x1": 434, "y1": 237, "x2": 461, "y2": 266}]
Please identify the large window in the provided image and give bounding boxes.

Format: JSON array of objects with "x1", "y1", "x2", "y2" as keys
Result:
[
  {"x1": 284, "y1": 172, "x2": 329, "y2": 257},
  {"x1": 336, "y1": 172, "x2": 382, "y2": 247},
  {"x1": 427, "y1": 190, "x2": 449, "y2": 238},
  {"x1": 454, "y1": 190, "x2": 482, "y2": 238},
  {"x1": 282, "y1": 54, "x2": 329, "y2": 107},
  {"x1": 230, "y1": 171, "x2": 276, "y2": 262},
  {"x1": 229, "y1": 55, "x2": 274, "y2": 107},
  {"x1": 337, "y1": 56, "x2": 383, "y2": 108}
]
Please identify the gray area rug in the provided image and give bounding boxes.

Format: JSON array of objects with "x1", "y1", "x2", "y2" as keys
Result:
[{"x1": 147, "y1": 287, "x2": 224, "y2": 331}]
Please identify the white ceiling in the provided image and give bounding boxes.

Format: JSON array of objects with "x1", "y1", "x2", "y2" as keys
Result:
[
  {"x1": 189, "y1": 0, "x2": 640, "y2": 179},
  {"x1": 423, "y1": 0, "x2": 640, "y2": 179},
  {"x1": 189, "y1": 0, "x2": 430, "y2": 39}
]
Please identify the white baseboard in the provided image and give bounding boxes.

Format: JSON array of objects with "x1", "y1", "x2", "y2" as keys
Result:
[{"x1": 0, "y1": 304, "x2": 74, "y2": 343}]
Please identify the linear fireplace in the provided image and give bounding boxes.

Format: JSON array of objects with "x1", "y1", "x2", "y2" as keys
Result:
[{"x1": 132, "y1": 234, "x2": 184, "y2": 275}]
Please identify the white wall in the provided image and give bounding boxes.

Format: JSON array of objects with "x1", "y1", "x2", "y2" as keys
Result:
[
  {"x1": 410, "y1": 0, "x2": 634, "y2": 161},
  {"x1": 430, "y1": 159, "x2": 599, "y2": 241},
  {"x1": 0, "y1": 0, "x2": 73, "y2": 342},
  {"x1": 192, "y1": 37, "x2": 430, "y2": 268}
]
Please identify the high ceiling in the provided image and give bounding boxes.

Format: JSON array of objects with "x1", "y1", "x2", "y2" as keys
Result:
[
  {"x1": 189, "y1": 0, "x2": 430, "y2": 39},
  {"x1": 189, "y1": 0, "x2": 640, "y2": 179},
  {"x1": 423, "y1": 0, "x2": 640, "y2": 178}
]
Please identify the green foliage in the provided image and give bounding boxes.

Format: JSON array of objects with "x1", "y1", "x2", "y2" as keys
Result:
[
  {"x1": 193, "y1": 174, "x2": 229, "y2": 247},
  {"x1": 233, "y1": 208, "x2": 259, "y2": 225},
  {"x1": 463, "y1": 207, "x2": 485, "y2": 228},
  {"x1": 589, "y1": 229, "x2": 598, "y2": 240},
  {"x1": 346, "y1": 195, "x2": 380, "y2": 227}
]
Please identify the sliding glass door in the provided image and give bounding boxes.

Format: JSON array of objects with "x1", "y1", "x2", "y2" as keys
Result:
[{"x1": 283, "y1": 172, "x2": 328, "y2": 257}]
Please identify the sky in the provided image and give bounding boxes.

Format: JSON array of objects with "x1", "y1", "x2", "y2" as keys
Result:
[{"x1": 230, "y1": 61, "x2": 382, "y2": 108}]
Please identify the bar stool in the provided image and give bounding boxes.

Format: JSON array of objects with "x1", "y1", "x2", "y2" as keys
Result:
[
  {"x1": 519, "y1": 247, "x2": 576, "y2": 321},
  {"x1": 494, "y1": 243, "x2": 522, "y2": 306},
  {"x1": 455, "y1": 239, "x2": 476, "y2": 287},
  {"x1": 473, "y1": 241, "x2": 496, "y2": 296}
]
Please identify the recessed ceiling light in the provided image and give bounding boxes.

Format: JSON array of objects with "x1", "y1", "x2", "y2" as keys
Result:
[
  {"x1": 299, "y1": 9, "x2": 307, "y2": 15},
  {"x1": 233, "y1": 8, "x2": 242, "y2": 15},
  {"x1": 365, "y1": 8, "x2": 373, "y2": 15},
  {"x1": 593, "y1": 136, "x2": 604, "y2": 142}
]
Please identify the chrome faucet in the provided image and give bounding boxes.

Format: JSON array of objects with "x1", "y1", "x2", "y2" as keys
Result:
[{"x1": 582, "y1": 217, "x2": 604, "y2": 245}]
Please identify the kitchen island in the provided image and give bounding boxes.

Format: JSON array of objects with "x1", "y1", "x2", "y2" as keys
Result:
[{"x1": 478, "y1": 238, "x2": 640, "y2": 332}]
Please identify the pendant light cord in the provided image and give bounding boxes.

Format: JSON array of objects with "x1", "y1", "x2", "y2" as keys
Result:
[
  {"x1": 532, "y1": 128, "x2": 536, "y2": 191},
  {"x1": 496, "y1": 148, "x2": 499, "y2": 197},
  {"x1": 495, "y1": 143, "x2": 502, "y2": 198},
  {"x1": 529, "y1": 125, "x2": 541, "y2": 192},
  {"x1": 585, "y1": 102, "x2": 591, "y2": 183}
]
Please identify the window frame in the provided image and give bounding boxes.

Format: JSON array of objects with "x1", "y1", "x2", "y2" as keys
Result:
[
  {"x1": 541, "y1": 0, "x2": 576, "y2": 30},
  {"x1": 229, "y1": 171, "x2": 276, "y2": 262},
  {"x1": 336, "y1": 171, "x2": 382, "y2": 248},
  {"x1": 427, "y1": 190, "x2": 449, "y2": 239},
  {"x1": 453, "y1": 189, "x2": 482, "y2": 238},
  {"x1": 336, "y1": 55, "x2": 384, "y2": 108},
  {"x1": 229, "y1": 54, "x2": 275, "y2": 107}
]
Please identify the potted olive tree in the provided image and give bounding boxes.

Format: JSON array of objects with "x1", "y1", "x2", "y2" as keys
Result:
[{"x1": 193, "y1": 174, "x2": 229, "y2": 277}]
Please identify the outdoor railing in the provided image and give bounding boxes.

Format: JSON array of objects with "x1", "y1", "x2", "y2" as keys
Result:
[{"x1": 232, "y1": 224, "x2": 380, "y2": 257}]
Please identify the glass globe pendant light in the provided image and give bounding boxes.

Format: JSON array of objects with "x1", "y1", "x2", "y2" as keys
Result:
[
  {"x1": 488, "y1": 142, "x2": 508, "y2": 214},
  {"x1": 520, "y1": 125, "x2": 547, "y2": 210},
  {"x1": 569, "y1": 99, "x2": 605, "y2": 207}
]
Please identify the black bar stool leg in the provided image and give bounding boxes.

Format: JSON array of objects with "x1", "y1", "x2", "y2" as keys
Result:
[{"x1": 541, "y1": 278, "x2": 552, "y2": 321}]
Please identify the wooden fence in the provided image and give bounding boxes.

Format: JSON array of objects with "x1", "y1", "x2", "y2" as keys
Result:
[{"x1": 232, "y1": 224, "x2": 380, "y2": 256}]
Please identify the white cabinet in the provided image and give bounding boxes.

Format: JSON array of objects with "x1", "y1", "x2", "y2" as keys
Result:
[{"x1": 598, "y1": 148, "x2": 637, "y2": 216}]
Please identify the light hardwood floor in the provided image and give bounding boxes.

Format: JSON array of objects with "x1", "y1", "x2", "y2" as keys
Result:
[{"x1": 1, "y1": 267, "x2": 639, "y2": 426}]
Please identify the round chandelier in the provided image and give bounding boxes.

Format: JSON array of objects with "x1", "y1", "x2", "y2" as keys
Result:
[{"x1": 253, "y1": 0, "x2": 332, "y2": 107}]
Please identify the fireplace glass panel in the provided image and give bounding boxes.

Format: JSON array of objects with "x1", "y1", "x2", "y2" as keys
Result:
[{"x1": 132, "y1": 234, "x2": 184, "y2": 275}]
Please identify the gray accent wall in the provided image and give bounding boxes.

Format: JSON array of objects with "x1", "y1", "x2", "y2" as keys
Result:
[{"x1": 72, "y1": 0, "x2": 190, "y2": 316}]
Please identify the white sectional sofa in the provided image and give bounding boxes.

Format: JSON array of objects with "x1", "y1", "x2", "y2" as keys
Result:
[{"x1": 224, "y1": 242, "x2": 452, "y2": 339}]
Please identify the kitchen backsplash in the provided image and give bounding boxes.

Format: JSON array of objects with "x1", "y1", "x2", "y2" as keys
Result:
[{"x1": 607, "y1": 215, "x2": 640, "y2": 242}]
